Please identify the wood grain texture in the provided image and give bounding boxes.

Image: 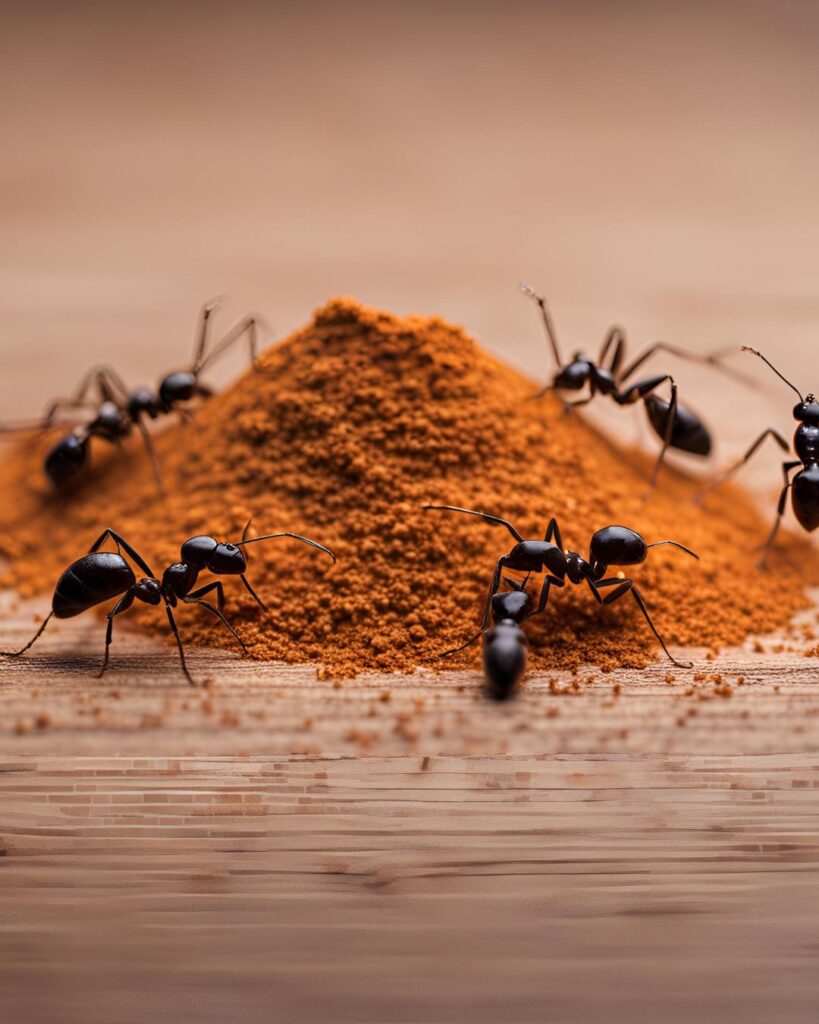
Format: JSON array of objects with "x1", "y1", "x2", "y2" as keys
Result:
[{"x1": 2, "y1": 752, "x2": 819, "y2": 1024}]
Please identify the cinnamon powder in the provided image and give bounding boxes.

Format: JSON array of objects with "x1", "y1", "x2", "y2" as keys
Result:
[{"x1": 0, "y1": 297, "x2": 815, "y2": 677}]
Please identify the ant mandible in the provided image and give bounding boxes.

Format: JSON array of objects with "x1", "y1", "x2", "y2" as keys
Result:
[
  {"x1": 0, "y1": 523, "x2": 335, "y2": 685},
  {"x1": 520, "y1": 284, "x2": 738, "y2": 493},
  {"x1": 424, "y1": 504, "x2": 698, "y2": 668},
  {"x1": 699, "y1": 347, "x2": 819, "y2": 566},
  {"x1": 0, "y1": 300, "x2": 266, "y2": 493}
]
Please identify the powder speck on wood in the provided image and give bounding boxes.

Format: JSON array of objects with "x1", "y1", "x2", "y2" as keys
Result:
[{"x1": 0, "y1": 297, "x2": 816, "y2": 676}]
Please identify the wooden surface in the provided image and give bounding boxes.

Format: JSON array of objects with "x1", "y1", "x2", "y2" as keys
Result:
[
  {"x1": 3, "y1": 752, "x2": 819, "y2": 1024},
  {"x1": 2, "y1": 601, "x2": 819, "y2": 1022}
]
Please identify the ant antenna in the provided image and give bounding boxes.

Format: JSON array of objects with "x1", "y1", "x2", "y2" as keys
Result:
[
  {"x1": 741, "y1": 347, "x2": 803, "y2": 402},
  {"x1": 520, "y1": 283, "x2": 563, "y2": 367},
  {"x1": 234, "y1": 531, "x2": 336, "y2": 563},
  {"x1": 645, "y1": 540, "x2": 699, "y2": 559}
]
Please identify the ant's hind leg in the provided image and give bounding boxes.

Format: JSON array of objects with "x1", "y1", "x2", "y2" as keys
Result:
[
  {"x1": 644, "y1": 376, "x2": 677, "y2": 497},
  {"x1": 135, "y1": 419, "x2": 164, "y2": 495},
  {"x1": 87, "y1": 529, "x2": 156, "y2": 579},
  {"x1": 757, "y1": 462, "x2": 800, "y2": 569},
  {"x1": 1, "y1": 611, "x2": 54, "y2": 657}
]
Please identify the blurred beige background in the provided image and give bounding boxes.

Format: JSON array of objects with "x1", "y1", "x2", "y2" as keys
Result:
[{"x1": 1, "y1": 0, "x2": 818, "y2": 475}]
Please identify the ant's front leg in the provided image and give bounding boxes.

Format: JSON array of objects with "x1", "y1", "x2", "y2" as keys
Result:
[
  {"x1": 591, "y1": 577, "x2": 692, "y2": 668},
  {"x1": 696, "y1": 428, "x2": 789, "y2": 503},
  {"x1": 183, "y1": 581, "x2": 248, "y2": 652}
]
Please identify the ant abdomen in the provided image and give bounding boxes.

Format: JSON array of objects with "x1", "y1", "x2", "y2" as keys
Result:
[
  {"x1": 644, "y1": 395, "x2": 711, "y2": 456},
  {"x1": 44, "y1": 433, "x2": 89, "y2": 488},
  {"x1": 483, "y1": 620, "x2": 527, "y2": 700}
]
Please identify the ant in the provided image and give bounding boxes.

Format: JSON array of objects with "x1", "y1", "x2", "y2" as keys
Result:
[
  {"x1": 424, "y1": 505, "x2": 698, "y2": 668},
  {"x1": 699, "y1": 347, "x2": 819, "y2": 566},
  {"x1": 447, "y1": 576, "x2": 540, "y2": 700},
  {"x1": 0, "y1": 523, "x2": 335, "y2": 685},
  {"x1": 520, "y1": 284, "x2": 741, "y2": 493},
  {"x1": 0, "y1": 300, "x2": 265, "y2": 492}
]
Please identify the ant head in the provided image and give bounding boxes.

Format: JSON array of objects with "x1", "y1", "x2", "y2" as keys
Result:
[
  {"x1": 554, "y1": 355, "x2": 590, "y2": 391},
  {"x1": 134, "y1": 577, "x2": 162, "y2": 605},
  {"x1": 206, "y1": 542, "x2": 248, "y2": 575},
  {"x1": 127, "y1": 387, "x2": 162, "y2": 421},
  {"x1": 180, "y1": 534, "x2": 219, "y2": 567},
  {"x1": 159, "y1": 371, "x2": 197, "y2": 408},
  {"x1": 589, "y1": 526, "x2": 647, "y2": 568},
  {"x1": 794, "y1": 395, "x2": 819, "y2": 424},
  {"x1": 492, "y1": 582, "x2": 531, "y2": 624}
]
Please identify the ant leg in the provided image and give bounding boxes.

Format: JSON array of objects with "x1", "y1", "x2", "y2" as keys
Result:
[
  {"x1": 195, "y1": 314, "x2": 267, "y2": 374},
  {"x1": 634, "y1": 374, "x2": 679, "y2": 497},
  {"x1": 598, "y1": 326, "x2": 626, "y2": 374},
  {"x1": 98, "y1": 591, "x2": 135, "y2": 678},
  {"x1": 528, "y1": 574, "x2": 564, "y2": 618},
  {"x1": 423, "y1": 506, "x2": 525, "y2": 543},
  {"x1": 544, "y1": 517, "x2": 563, "y2": 550},
  {"x1": 1, "y1": 611, "x2": 55, "y2": 657},
  {"x1": 519, "y1": 283, "x2": 563, "y2": 367},
  {"x1": 593, "y1": 578, "x2": 692, "y2": 668},
  {"x1": 134, "y1": 418, "x2": 164, "y2": 495},
  {"x1": 183, "y1": 582, "x2": 248, "y2": 652},
  {"x1": 163, "y1": 601, "x2": 196, "y2": 685},
  {"x1": 618, "y1": 341, "x2": 755, "y2": 389},
  {"x1": 528, "y1": 384, "x2": 554, "y2": 402},
  {"x1": 758, "y1": 461, "x2": 801, "y2": 569},
  {"x1": 190, "y1": 298, "x2": 222, "y2": 371},
  {"x1": 697, "y1": 428, "x2": 789, "y2": 501},
  {"x1": 480, "y1": 556, "x2": 510, "y2": 630},
  {"x1": 240, "y1": 575, "x2": 267, "y2": 611},
  {"x1": 441, "y1": 625, "x2": 488, "y2": 657},
  {"x1": 87, "y1": 530, "x2": 156, "y2": 579},
  {"x1": 562, "y1": 395, "x2": 595, "y2": 413}
]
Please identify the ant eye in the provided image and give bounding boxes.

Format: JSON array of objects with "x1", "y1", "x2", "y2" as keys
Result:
[{"x1": 226, "y1": 544, "x2": 236, "y2": 551}]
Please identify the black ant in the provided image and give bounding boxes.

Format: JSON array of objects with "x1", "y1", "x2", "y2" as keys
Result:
[
  {"x1": 520, "y1": 284, "x2": 741, "y2": 493},
  {"x1": 0, "y1": 523, "x2": 335, "y2": 685},
  {"x1": 424, "y1": 505, "x2": 698, "y2": 668},
  {"x1": 0, "y1": 300, "x2": 264, "y2": 492},
  {"x1": 699, "y1": 347, "x2": 819, "y2": 566},
  {"x1": 446, "y1": 576, "x2": 542, "y2": 700}
]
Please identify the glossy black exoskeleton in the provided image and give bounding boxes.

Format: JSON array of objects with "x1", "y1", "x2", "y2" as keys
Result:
[
  {"x1": 700, "y1": 347, "x2": 819, "y2": 566},
  {"x1": 424, "y1": 505, "x2": 699, "y2": 668},
  {"x1": 1, "y1": 524, "x2": 335, "y2": 685},
  {"x1": 0, "y1": 300, "x2": 265, "y2": 492},
  {"x1": 520, "y1": 284, "x2": 740, "y2": 493}
]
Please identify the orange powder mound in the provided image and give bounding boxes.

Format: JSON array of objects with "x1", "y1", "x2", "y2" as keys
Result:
[{"x1": 0, "y1": 297, "x2": 815, "y2": 677}]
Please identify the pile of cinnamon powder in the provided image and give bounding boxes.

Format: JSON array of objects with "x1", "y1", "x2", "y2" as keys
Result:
[{"x1": 0, "y1": 298, "x2": 815, "y2": 677}]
